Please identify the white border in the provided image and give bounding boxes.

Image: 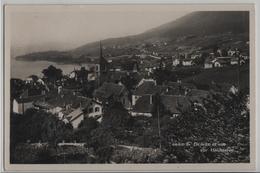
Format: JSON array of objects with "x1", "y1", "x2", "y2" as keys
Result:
[{"x1": 0, "y1": 0, "x2": 259, "y2": 172}]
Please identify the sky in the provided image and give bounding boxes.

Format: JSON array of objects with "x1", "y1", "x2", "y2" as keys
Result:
[{"x1": 7, "y1": 5, "x2": 191, "y2": 57}]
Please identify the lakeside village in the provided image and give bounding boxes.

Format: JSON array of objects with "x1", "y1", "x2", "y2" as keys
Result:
[{"x1": 10, "y1": 42, "x2": 250, "y2": 163}]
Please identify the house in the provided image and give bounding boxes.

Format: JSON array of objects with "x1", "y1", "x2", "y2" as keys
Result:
[
  {"x1": 172, "y1": 58, "x2": 180, "y2": 67},
  {"x1": 163, "y1": 81, "x2": 196, "y2": 95},
  {"x1": 182, "y1": 59, "x2": 193, "y2": 66},
  {"x1": 25, "y1": 77, "x2": 33, "y2": 84},
  {"x1": 13, "y1": 95, "x2": 45, "y2": 114},
  {"x1": 228, "y1": 49, "x2": 236, "y2": 57},
  {"x1": 66, "y1": 107, "x2": 84, "y2": 129},
  {"x1": 132, "y1": 79, "x2": 157, "y2": 106},
  {"x1": 69, "y1": 63, "x2": 100, "y2": 81},
  {"x1": 86, "y1": 99, "x2": 103, "y2": 119},
  {"x1": 131, "y1": 95, "x2": 154, "y2": 117},
  {"x1": 228, "y1": 48, "x2": 240, "y2": 57},
  {"x1": 214, "y1": 58, "x2": 230, "y2": 68},
  {"x1": 106, "y1": 71, "x2": 128, "y2": 84},
  {"x1": 230, "y1": 57, "x2": 239, "y2": 65},
  {"x1": 160, "y1": 95, "x2": 191, "y2": 118},
  {"x1": 93, "y1": 82, "x2": 131, "y2": 110},
  {"x1": 204, "y1": 58, "x2": 214, "y2": 69},
  {"x1": 191, "y1": 54, "x2": 201, "y2": 60}
]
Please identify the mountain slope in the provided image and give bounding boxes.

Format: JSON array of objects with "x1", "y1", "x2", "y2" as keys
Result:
[{"x1": 16, "y1": 11, "x2": 249, "y2": 62}]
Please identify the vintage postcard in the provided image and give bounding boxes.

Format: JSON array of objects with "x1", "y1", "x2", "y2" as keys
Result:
[{"x1": 3, "y1": 4, "x2": 256, "y2": 172}]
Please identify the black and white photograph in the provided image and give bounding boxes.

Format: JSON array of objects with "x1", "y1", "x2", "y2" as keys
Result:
[{"x1": 3, "y1": 4, "x2": 256, "y2": 171}]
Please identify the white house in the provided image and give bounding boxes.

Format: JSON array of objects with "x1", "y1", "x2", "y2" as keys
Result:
[
  {"x1": 230, "y1": 57, "x2": 239, "y2": 65},
  {"x1": 87, "y1": 101, "x2": 103, "y2": 118},
  {"x1": 182, "y1": 59, "x2": 193, "y2": 66},
  {"x1": 172, "y1": 58, "x2": 180, "y2": 66},
  {"x1": 13, "y1": 95, "x2": 44, "y2": 114},
  {"x1": 204, "y1": 61, "x2": 213, "y2": 69}
]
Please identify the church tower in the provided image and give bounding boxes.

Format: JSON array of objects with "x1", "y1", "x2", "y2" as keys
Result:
[{"x1": 98, "y1": 41, "x2": 108, "y2": 86}]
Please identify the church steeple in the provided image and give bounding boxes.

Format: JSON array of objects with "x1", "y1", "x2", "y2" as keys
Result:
[
  {"x1": 99, "y1": 41, "x2": 103, "y2": 60},
  {"x1": 99, "y1": 41, "x2": 108, "y2": 72},
  {"x1": 98, "y1": 41, "x2": 108, "y2": 86}
]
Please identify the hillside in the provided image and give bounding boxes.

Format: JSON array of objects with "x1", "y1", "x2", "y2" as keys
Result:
[
  {"x1": 183, "y1": 64, "x2": 249, "y2": 91},
  {"x1": 16, "y1": 11, "x2": 249, "y2": 63}
]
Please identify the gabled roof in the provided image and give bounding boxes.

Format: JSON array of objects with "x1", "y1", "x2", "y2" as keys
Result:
[
  {"x1": 186, "y1": 89, "x2": 210, "y2": 99},
  {"x1": 107, "y1": 71, "x2": 128, "y2": 82},
  {"x1": 15, "y1": 95, "x2": 45, "y2": 104},
  {"x1": 45, "y1": 92, "x2": 91, "y2": 109},
  {"x1": 67, "y1": 108, "x2": 84, "y2": 122},
  {"x1": 133, "y1": 81, "x2": 157, "y2": 95},
  {"x1": 167, "y1": 82, "x2": 196, "y2": 90},
  {"x1": 94, "y1": 82, "x2": 126, "y2": 101},
  {"x1": 132, "y1": 95, "x2": 154, "y2": 113}
]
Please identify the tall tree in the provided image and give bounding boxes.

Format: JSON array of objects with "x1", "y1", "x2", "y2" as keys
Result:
[{"x1": 42, "y1": 65, "x2": 63, "y2": 83}]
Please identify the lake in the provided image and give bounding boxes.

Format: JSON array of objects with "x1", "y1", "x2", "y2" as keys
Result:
[{"x1": 11, "y1": 59, "x2": 84, "y2": 79}]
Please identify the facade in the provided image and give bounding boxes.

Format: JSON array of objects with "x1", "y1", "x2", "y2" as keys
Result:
[
  {"x1": 94, "y1": 82, "x2": 131, "y2": 110},
  {"x1": 131, "y1": 95, "x2": 154, "y2": 117},
  {"x1": 172, "y1": 58, "x2": 180, "y2": 66},
  {"x1": 87, "y1": 101, "x2": 103, "y2": 118},
  {"x1": 13, "y1": 95, "x2": 45, "y2": 114},
  {"x1": 182, "y1": 59, "x2": 193, "y2": 66}
]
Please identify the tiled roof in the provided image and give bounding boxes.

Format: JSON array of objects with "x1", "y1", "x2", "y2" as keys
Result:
[
  {"x1": 133, "y1": 81, "x2": 157, "y2": 95},
  {"x1": 167, "y1": 82, "x2": 196, "y2": 90},
  {"x1": 132, "y1": 95, "x2": 154, "y2": 113},
  {"x1": 67, "y1": 108, "x2": 84, "y2": 122},
  {"x1": 94, "y1": 82, "x2": 125, "y2": 101},
  {"x1": 15, "y1": 95, "x2": 45, "y2": 104},
  {"x1": 107, "y1": 71, "x2": 127, "y2": 82}
]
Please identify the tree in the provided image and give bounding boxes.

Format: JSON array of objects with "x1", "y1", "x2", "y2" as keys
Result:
[
  {"x1": 161, "y1": 90, "x2": 249, "y2": 163},
  {"x1": 42, "y1": 65, "x2": 63, "y2": 83},
  {"x1": 74, "y1": 117, "x2": 99, "y2": 143},
  {"x1": 90, "y1": 127, "x2": 115, "y2": 163},
  {"x1": 77, "y1": 67, "x2": 89, "y2": 83},
  {"x1": 101, "y1": 102, "x2": 131, "y2": 140},
  {"x1": 29, "y1": 75, "x2": 39, "y2": 82},
  {"x1": 10, "y1": 108, "x2": 73, "y2": 145}
]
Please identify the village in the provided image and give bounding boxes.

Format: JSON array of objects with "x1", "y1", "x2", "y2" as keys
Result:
[{"x1": 10, "y1": 41, "x2": 250, "y2": 163}]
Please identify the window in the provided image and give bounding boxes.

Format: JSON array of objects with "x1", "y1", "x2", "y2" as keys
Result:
[
  {"x1": 88, "y1": 107, "x2": 93, "y2": 113},
  {"x1": 95, "y1": 107, "x2": 100, "y2": 112}
]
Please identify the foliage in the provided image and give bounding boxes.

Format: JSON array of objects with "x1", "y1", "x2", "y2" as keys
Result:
[
  {"x1": 12, "y1": 143, "x2": 54, "y2": 163},
  {"x1": 111, "y1": 146, "x2": 163, "y2": 163},
  {"x1": 10, "y1": 79, "x2": 25, "y2": 100},
  {"x1": 160, "y1": 90, "x2": 249, "y2": 163},
  {"x1": 89, "y1": 127, "x2": 115, "y2": 163},
  {"x1": 42, "y1": 65, "x2": 63, "y2": 83},
  {"x1": 10, "y1": 108, "x2": 73, "y2": 145},
  {"x1": 74, "y1": 117, "x2": 99, "y2": 143},
  {"x1": 77, "y1": 67, "x2": 89, "y2": 83}
]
